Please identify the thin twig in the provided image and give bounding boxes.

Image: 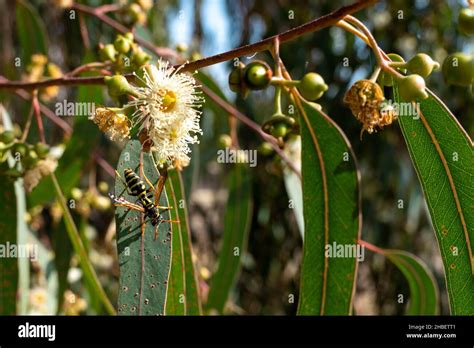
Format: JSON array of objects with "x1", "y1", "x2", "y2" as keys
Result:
[
  {"x1": 0, "y1": 0, "x2": 377, "y2": 90},
  {"x1": 20, "y1": 98, "x2": 35, "y2": 142},
  {"x1": 71, "y1": 2, "x2": 181, "y2": 61},
  {"x1": 202, "y1": 85, "x2": 301, "y2": 178},
  {"x1": 32, "y1": 93, "x2": 46, "y2": 143},
  {"x1": 11, "y1": 86, "x2": 73, "y2": 135}
]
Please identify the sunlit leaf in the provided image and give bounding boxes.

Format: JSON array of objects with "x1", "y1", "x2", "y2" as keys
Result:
[{"x1": 394, "y1": 86, "x2": 474, "y2": 314}]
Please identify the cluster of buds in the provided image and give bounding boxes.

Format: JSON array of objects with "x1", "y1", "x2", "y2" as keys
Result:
[
  {"x1": 228, "y1": 60, "x2": 329, "y2": 145},
  {"x1": 69, "y1": 182, "x2": 112, "y2": 218},
  {"x1": 228, "y1": 60, "x2": 273, "y2": 98},
  {"x1": 0, "y1": 128, "x2": 56, "y2": 191},
  {"x1": 23, "y1": 54, "x2": 62, "y2": 101},
  {"x1": 118, "y1": 0, "x2": 153, "y2": 27},
  {"x1": 99, "y1": 33, "x2": 151, "y2": 73}
]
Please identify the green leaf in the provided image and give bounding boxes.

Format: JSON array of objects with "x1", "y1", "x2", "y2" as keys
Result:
[
  {"x1": 385, "y1": 250, "x2": 439, "y2": 315},
  {"x1": 115, "y1": 140, "x2": 172, "y2": 315},
  {"x1": 206, "y1": 164, "x2": 253, "y2": 314},
  {"x1": 283, "y1": 144, "x2": 304, "y2": 239},
  {"x1": 15, "y1": 0, "x2": 48, "y2": 65},
  {"x1": 394, "y1": 86, "x2": 474, "y2": 314},
  {"x1": 0, "y1": 175, "x2": 18, "y2": 315},
  {"x1": 295, "y1": 97, "x2": 361, "y2": 315},
  {"x1": 165, "y1": 169, "x2": 202, "y2": 315},
  {"x1": 1, "y1": 105, "x2": 28, "y2": 314}
]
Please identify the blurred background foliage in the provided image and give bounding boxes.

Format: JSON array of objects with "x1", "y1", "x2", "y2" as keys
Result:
[{"x1": 0, "y1": 0, "x2": 472, "y2": 315}]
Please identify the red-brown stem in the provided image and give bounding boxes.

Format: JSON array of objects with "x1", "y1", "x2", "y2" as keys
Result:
[
  {"x1": 65, "y1": 62, "x2": 108, "y2": 77},
  {"x1": 20, "y1": 99, "x2": 35, "y2": 142},
  {"x1": 32, "y1": 93, "x2": 46, "y2": 143},
  {"x1": 78, "y1": 13, "x2": 90, "y2": 50},
  {"x1": 0, "y1": 0, "x2": 377, "y2": 90},
  {"x1": 358, "y1": 239, "x2": 386, "y2": 255},
  {"x1": 93, "y1": 152, "x2": 116, "y2": 178},
  {"x1": 12, "y1": 86, "x2": 73, "y2": 136},
  {"x1": 202, "y1": 85, "x2": 301, "y2": 178},
  {"x1": 71, "y1": 2, "x2": 181, "y2": 61}
]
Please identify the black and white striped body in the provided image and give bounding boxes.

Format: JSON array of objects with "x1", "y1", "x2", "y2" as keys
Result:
[{"x1": 124, "y1": 168, "x2": 161, "y2": 226}]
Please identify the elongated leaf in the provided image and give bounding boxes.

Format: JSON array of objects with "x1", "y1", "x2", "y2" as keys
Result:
[
  {"x1": 115, "y1": 140, "x2": 172, "y2": 315},
  {"x1": 0, "y1": 175, "x2": 17, "y2": 315},
  {"x1": 283, "y1": 137, "x2": 304, "y2": 239},
  {"x1": 15, "y1": 0, "x2": 48, "y2": 65},
  {"x1": 165, "y1": 169, "x2": 202, "y2": 315},
  {"x1": 206, "y1": 163, "x2": 253, "y2": 314},
  {"x1": 385, "y1": 250, "x2": 439, "y2": 315},
  {"x1": 295, "y1": 96, "x2": 361, "y2": 315},
  {"x1": 2, "y1": 105, "x2": 29, "y2": 314},
  {"x1": 394, "y1": 87, "x2": 474, "y2": 314}
]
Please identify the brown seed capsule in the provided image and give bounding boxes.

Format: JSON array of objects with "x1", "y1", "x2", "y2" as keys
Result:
[{"x1": 344, "y1": 79, "x2": 397, "y2": 138}]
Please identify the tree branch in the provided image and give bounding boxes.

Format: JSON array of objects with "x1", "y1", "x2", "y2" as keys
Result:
[{"x1": 0, "y1": 0, "x2": 377, "y2": 90}]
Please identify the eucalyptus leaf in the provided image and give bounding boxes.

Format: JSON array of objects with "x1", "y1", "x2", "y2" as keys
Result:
[
  {"x1": 394, "y1": 86, "x2": 474, "y2": 314},
  {"x1": 296, "y1": 96, "x2": 361, "y2": 315},
  {"x1": 115, "y1": 140, "x2": 172, "y2": 315}
]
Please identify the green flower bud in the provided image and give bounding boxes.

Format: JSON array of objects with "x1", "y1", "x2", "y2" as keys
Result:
[
  {"x1": 398, "y1": 74, "x2": 429, "y2": 101},
  {"x1": 124, "y1": 32, "x2": 134, "y2": 42},
  {"x1": 12, "y1": 143, "x2": 28, "y2": 158},
  {"x1": 70, "y1": 187, "x2": 83, "y2": 201},
  {"x1": 262, "y1": 113, "x2": 295, "y2": 137},
  {"x1": 104, "y1": 75, "x2": 134, "y2": 97},
  {"x1": 176, "y1": 43, "x2": 188, "y2": 53},
  {"x1": 406, "y1": 53, "x2": 440, "y2": 78},
  {"x1": 24, "y1": 149, "x2": 39, "y2": 168},
  {"x1": 98, "y1": 181, "x2": 109, "y2": 194},
  {"x1": 298, "y1": 72, "x2": 328, "y2": 101},
  {"x1": 258, "y1": 142, "x2": 274, "y2": 156},
  {"x1": 0, "y1": 131, "x2": 15, "y2": 144},
  {"x1": 458, "y1": 8, "x2": 474, "y2": 36},
  {"x1": 271, "y1": 122, "x2": 289, "y2": 138},
  {"x1": 243, "y1": 60, "x2": 273, "y2": 90},
  {"x1": 218, "y1": 134, "x2": 232, "y2": 148},
  {"x1": 378, "y1": 53, "x2": 406, "y2": 87},
  {"x1": 228, "y1": 62, "x2": 249, "y2": 97},
  {"x1": 123, "y1": 3, "x2": 146, "y2": 26},
  {"x1": 442, "y1": 52, "x2": 474, "y2": 87},
  {"x1": 34, "y1": 142, "x2": 50, "y2": 159},
  {"x1": 92, "y1": 195, "x2": 111, "y2": 211},
  {"x1": 131, "y1": 48, "x2": 151, "y2": 67},
  {"x1": 114, "y1": 36, "x2": 131, "y2": 54},
  {"x1": 228, "y1": 65, "x2": 243, "y2": 93},
  {"x1": 99, "y1": 44, "x2": 117, "y2": 62}
]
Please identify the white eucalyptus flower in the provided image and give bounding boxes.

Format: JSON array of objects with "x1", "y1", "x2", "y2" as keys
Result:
[{"x1": 126, "y1": 60, "x2": 203, "y2": 168}]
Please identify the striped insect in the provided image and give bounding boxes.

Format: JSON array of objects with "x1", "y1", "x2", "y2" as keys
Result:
[{"x1": 111, "y1": 164, "x2": 177, "y2": 239}]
